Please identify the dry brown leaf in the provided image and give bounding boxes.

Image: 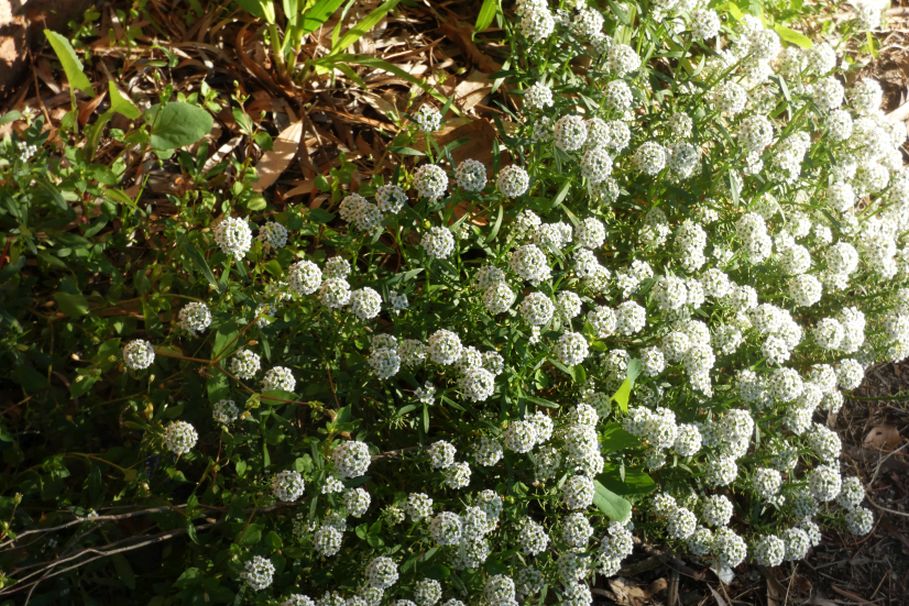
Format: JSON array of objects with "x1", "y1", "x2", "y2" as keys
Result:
[
  {"x1": 438, "y1": 19, "x2": 502, "y2": 74},
  {"x1": 607, "y1": 577, "x2": 651, "y2": 606},
  {"x1": 433, "y1": 117, "x2": 497, "y2": 166},
  {"x1": 453, "y1": 69, "x2": 492, "y2": 113},
  {"x1": 863, "y1": 425, "x2": 903, "y2": 451},
  {"x1": 201, "y1": 135, "x2": 242, "y2": 175},
  {"x1": 283, "y1": 181, "x2": 316, "y2": 199},
  {"x1": 252, "y1": 120, "x2": 304, "y2": 192}
]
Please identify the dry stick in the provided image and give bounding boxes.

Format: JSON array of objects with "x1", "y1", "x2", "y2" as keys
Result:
[
  {"x1": 0, "y1": 505, "x2": 185, "y2": 549},
  {"x1": 13, "y1": 522, "x2": 217, "y2": 602}
]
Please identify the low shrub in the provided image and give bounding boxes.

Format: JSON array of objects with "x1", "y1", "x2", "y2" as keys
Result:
[{"x1": 0, "y1": 0, "x2": 901, "y2": 604}]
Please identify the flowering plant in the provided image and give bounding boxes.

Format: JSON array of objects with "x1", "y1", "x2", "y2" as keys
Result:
[{"x1": 0, "y1": 0, "x2": 899, "y2": 604}]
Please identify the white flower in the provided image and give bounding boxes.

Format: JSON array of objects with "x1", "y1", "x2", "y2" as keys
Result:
[
  {"x1": 213, "y1": 216, "x2": 252, "y2": 259},
  {"x1": 365, "y1": 556, "x2": 398, "y2": 589},
  {"x1": 427, "y1": 329, "x2": 462, "y2": 365},
  {"x1": 177, "y1": 302, "x2": 211, "y2": 334},
  {"x1": 263, "y1": 366, "x2": 295, "y2": 392},
  {"x1": 455, "y1": 159, "x2": 487, "y2": 192},
  {"x1": 413, "y1": 105, "x2": 442, "y2": 132},
  {"x1": 212, "y1": 399, "x2": 239, "y2": 425},
  {"x1": 272, "y1": 470, "x2": 305, "y2": 501},
  {"x1": 496, "y1": 165, "x2": 530, "y2": 197},
  {"x1": 123, "y1": 339, "x2": 155, "y2": 370},
  {"x1": 163, "y1": 421, "x2": 198, "y2": 455},
  {"x1": 258, "y1": 221, "x2": 288, "y2": 249},
  {"x1": 523, "y1": 81, "x2": 554, "y2": 111},
  {"x1": 413, "y1": 164, "x2": 448, "y2": 201},
  {"x1": 230, "y1": 349, "x2": 261, "y2": 380},
  {"x1": 421, "y1": 226, "x2": 455, "y2": 259},
  {"x1": 241, "y1": 555, "x2": 275, "y2": 591},
  {"x1": 288, "y1": 260, "x2": 322, "y2": 296},
  {"x1": 554, "y1": 331, "x2": 589, "y2": 366},
  {"x1": 332, "y1": 440, "x2": 371, "y2": 478},
  {"x1": 375, "y1": 184, "x2": 408, "y2": 213},
  {"x1": 553, "y1": 115, "x2": 588, "y2": 152},
  {"x1": 349, "y1": 287, "x2": 382, "y2": 320}
]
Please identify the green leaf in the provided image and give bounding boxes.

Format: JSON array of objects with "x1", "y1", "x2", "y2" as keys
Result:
[
  {"x1": 108, "y1": 81, "x2": 141, "y2": 120},
  {"x1": 598, "y1": 465, "x2": 656, "y2": 496},
  {"x1": 44, "y1": 30, "x2": 94, "y2": 94},
  {"x1": 212, "y1": 321, "x2": 239, "y2": 360},
  {"x1": 773, "y1": 24, "x2": 813, "y2": 49},
  {"x1": 235, "y1": 0, "x2": 276, "y2": 23},
  {"x1": 247, "y1": 195, "x2": 267, "y2": 211},
  {"x1": 593, "y1": 480, "x2": 632, "y2": 521},
  {"x1": 475, "y1": 0, "x2": 498, "y2": 32},
  {"x1": 610, "y1": 358, "x2": 642, "y2": 414},
  {"x1": 238, "y1": 523, "x2": 262, "y2": 545},
  {"x1": 53, "y1": 291, "x2": 90, "y2": 317},
  {"x1": 302, "y1": 0, "x2": 346, "y2": 33},
  {"x1": 331, "y1": 0, "x2": 400, "y2": 54},
  {"x1": 600, "y1": 422, "x2": 640, "y2": 451},
  {"x1": 0, "y1": 111, "x2": 22, "y2": 126},
  {"x1": 144, "y1": 102, "x2": 213, "y2": 151},
  {"x1": 180, "y1": 238, "x2": 220, "y2": 292}
]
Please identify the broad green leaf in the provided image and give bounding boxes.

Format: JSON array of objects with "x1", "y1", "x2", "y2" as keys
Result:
[
  {"x1": 108, "y1": 81, "x2": 141, "y2": 120},
  {"x1": 475, "y1": 0, "x2": 498, "y2": 32},
  {"x1": 53, "y1": 291, "x2": 90, "y2": 317},
  {"x1": 44, "y1": 30, "x2": 94, "y2": 94},
  {"x1": 593, "y1": 480, "x2": 632, "y2": 522},
  {"x1": 0, "y1": 111, "x2": 21, "y2": 126},
  {"x1": 302, "y1": 0, "x2": 346, "y2": 33},
  {"x1": 610, "y1": 358, "x2": 642, "y2": 414},
  {"x1": 600, "y1": 422, "x2": 640, "y2": 451},
  {"x1": 599, "y1": 465, "x2": 656, "y2": 496},
  {"x1": 331, "y1": 0, "x2": 401, "y2": 54},
  {"x1": 212, "y1": 321, "x2": 240, "y2": 360},
  {"x1": 773, "y1": 24, "x2": 813, "y2": 49},
  {"x1": 283, "y1": 0, "x2": 300, "y2": 27},
  {"x1": 235, "y1": 0, "x2": 276, "y2": 23},
  {"x1": 144, "y1": 102, "x2": 213, "y2": 151}
]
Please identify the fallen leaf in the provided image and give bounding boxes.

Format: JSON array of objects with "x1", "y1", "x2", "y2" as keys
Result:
[
  {"x1": 201, "y1": 135, "x2": 243, "y2": 175},
  {"x1": 863, "y1": 425, "x2": 902, "y2": 451},
  {"x1": 253, "y1": 120, "x2": 304, "y2": 192},
  {"x1": 453, "y1": 69, "x2": 492, "y2": 113},
  {"x1": 608, "y1": 577, "x2": 651, "y2": 606}
]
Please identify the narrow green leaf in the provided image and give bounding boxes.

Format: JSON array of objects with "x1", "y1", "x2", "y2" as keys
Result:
[
  {"x1": 180, "y1": 239, "x2": 219, "y2": 291},
  {"x1": 331, "y1": 0, "x2": 401, "y2": 54},
  {"x1": 44, "y1": 30, "x2": 94, "y2": 94},
  {"x1": 302, "y1": 0, "x2": 346, "y2": 33},
  {"x1": 108, "y1": 81, "x2": 141, "y2": 120},
  {"x1": 475, "y1": 0, "x2": 498, "y2": 32},
  {"x1": 610, "y1": 358, "x2": 642, "y2": 414},
  {"x1": 593, "y1": 480, "x2": 632, "y2": 521},
  {"x1": 144, "y1": 102, "x2": 213, "y2": 150}
]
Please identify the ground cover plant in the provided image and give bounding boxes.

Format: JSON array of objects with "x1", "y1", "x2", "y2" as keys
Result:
[{"x1": 0, "y1": 0, "x2": 905, "y2": 604}]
